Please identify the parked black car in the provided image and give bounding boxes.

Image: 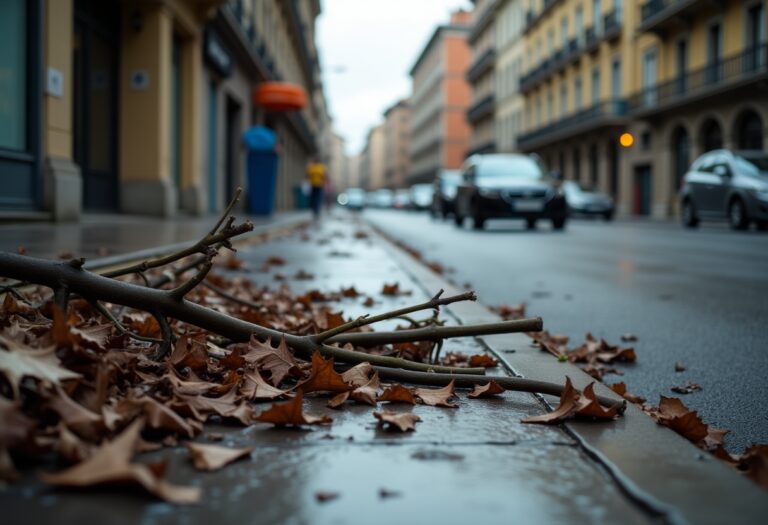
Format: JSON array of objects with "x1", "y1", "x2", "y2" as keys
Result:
[
  {"x1": 454, "y1": 154, "x2": 568, "y2": 230},
  {"x1": 680, "y1": 149, "x2": 768, "y2": 230},
  {"x1": 431, "y1": 169, "x2": 462, "y2": 218}
]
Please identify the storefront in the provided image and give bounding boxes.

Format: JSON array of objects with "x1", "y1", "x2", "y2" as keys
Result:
[{"x1": 0, "y1": 0, "x2": 42, "y2": 212}]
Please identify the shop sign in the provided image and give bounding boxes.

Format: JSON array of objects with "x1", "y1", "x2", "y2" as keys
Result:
[{"x1": 205, "y1": 29, "x2": 233, "y2": 77}]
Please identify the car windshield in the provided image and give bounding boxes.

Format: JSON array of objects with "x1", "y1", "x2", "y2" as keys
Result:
[
  {"x1": 477, "y1": 156, "x2": 543, "y2": 180},
  {"x1": 735, "y1": 154, "x2": 768, "y2": 178},
  {"x1": 411, "y1": 184, "x2": 432, "y2": 195}
]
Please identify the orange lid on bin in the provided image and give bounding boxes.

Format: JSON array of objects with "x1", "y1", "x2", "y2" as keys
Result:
[{"x1": 253, "y1": 82, "x2": 307, "y2": 112}]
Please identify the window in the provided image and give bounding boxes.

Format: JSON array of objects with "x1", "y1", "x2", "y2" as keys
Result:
[
  {"x1": 611, "y1": 57, "x2": 621, "y2": 99},
  {"x1": 548, "y1": 29, "x2": 555, "y2": 57},
  {"x1": 560, "y1": 16, "x2": 568, "y2": 49},
  {"x1": 591, "y1": 66, "x2": 600, "y2": 105},
  {"x1": 574, "y1": 76, "x2": 583, "y2": 111},
  {"x1": 745, "y1": 4, "x2": 764, "y2": 70},
  {"x1": 547, "y1": 90, "x2": 554, "y2": 121},
  {"x1": 560, "y1": 83, "x2": 567, "y2": 116},
  {"x1": 0, "y1": 0, "x2": 27, "y2": 151},
  {"x1": 576, "y1": 6, "x2": 584, "y2": 45},
  {"x1": 642, "y1": 48, "x2": 657, "y2": 105},
  {"x1": 675, "y1": 38, "x2": 688, "y2": 94},
  {"x1": 593, "y1": 0, "x2": 602, "y2": 35},
  {"x1": 706, "y1": 23, "x2": 722, "y2": 83}
]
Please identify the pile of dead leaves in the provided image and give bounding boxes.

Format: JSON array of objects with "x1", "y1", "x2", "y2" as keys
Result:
[{"x1": 0, "y1": 269, "x2": 513, "y2": 504}]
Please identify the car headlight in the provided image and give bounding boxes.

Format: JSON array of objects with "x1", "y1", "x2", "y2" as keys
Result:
[{"x1": 478, "y1": 188, "x2": 501, "y2": 198}]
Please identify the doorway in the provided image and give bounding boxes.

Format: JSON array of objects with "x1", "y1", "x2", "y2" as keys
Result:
[
  {"x1": 224, "y1": 96, "x2": 242, "y2": 205},
  {"x1": 633, "y1": 165, "x2": 652, "y2": 216},
  {"x1": 73, "y1": 0, "x2": 119, "y2": 211}
]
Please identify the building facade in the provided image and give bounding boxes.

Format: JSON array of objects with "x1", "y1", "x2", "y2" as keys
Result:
[
  {"x1": 467, "y1": 0, "x2": 498, "y2": 155},
  {"x1": 495, "y1": 0, "x2": 526, "y2": 153},
  {"x1": 360, "y1": 124, "x2": 386, "y2": 190},
  {"x1": 382, "y1": 99, "x2": 411, "y2": 189},
  {"x1": 516, "y1": 0, "x2": 767, "y2": 218},
  {"x1": 408, "y1": 10, "x2": 473, "y2": 185},
  {"x1": 0, "y1": 0, "x2": 326, "y2": 220}
]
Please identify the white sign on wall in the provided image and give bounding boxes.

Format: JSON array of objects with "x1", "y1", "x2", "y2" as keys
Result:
[{"x1": 46, "y1": 67, "x2": 63, "y2": 98}]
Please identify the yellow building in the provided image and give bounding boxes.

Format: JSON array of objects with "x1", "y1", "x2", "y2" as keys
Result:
[
  {"x1": 518, "y1": 0, "x2": 767, "y2": 218},
  {"x1": 467, "y1": 0, "x2": 498, "y2": 154},
  {"x1": 0, "y1": 0, "x2": 325, "y2": 220}
]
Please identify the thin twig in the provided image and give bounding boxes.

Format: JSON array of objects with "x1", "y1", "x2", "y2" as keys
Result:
[
  {"x1": 88, "y1": 300, "x2": 164, "y2": 344},
  {"x1": 313, "y1": 314, "x2": 370, "y2": 343},
  {"x1": 372, "y1": 366, "x2": 627, "y2": 413},
  {"x1": 202, "y1": 280, "x2": 262, "y2": 310},
  {"x1": 360, "y1": 289, "x2": 476, "y2": 329},
  {"x1": 206, "y1": 187, "x2": 242, "y2": 237},
  {"x1": 328, "y1": 317, "x2": 543, "y2": 347},
  {"x1": 169, "y1": 260, "x2": 213, "y2": 301},
  {"x1": 153, "y1": 313, "x2": 174, "y2": 360}
]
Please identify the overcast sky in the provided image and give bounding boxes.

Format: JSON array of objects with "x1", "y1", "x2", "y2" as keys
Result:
[{"x1": 317, "y1": 0, "x2": 471, "y2": 155}]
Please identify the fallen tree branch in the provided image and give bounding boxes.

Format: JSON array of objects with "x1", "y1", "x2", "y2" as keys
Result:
[
  {"x1": 0, "y1": 253, "x2": 489, "y2": 375},
  {"x1": 327, "y1": 317, "x2": 542, "y2": 346},
  {"x1": 372, "y1": 366, "x2": 626, "y2": 413},
  {"x1": 88, "y1": 300, "x2": 164, "y2": 345}
]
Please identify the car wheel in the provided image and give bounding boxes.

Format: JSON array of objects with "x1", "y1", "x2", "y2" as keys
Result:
[
  {"x1": 728, "y1": 198, "x2": 750, "y2": 230},
  {"x1": 602, "y1": 211, "x2": 614, "y2": 221},
  {"x1": 454, "y1": 214, "x2": 464, "y2": 227},
  {"x1": 681, "y1": 199, "x2": 700, "y2": 228},
  {"x1": 526, "y1": 218, "x2": 537, "y2": 230},
  {"x1": 757, "y1": 221, "x2": 768, "y2": 232},
  {"x1": 552, "y1": 217, "x2": 566, "y2": 230},
  {"x1": 472, "y1": 215, "x2": 485, "y2": 230}
]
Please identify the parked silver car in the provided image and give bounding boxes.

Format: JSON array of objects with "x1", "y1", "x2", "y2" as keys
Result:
[
  {"x1": 563, "y1": 181, "x2": 614, "y2": 220},
  {"x1": 680, "y1": 150, "x2": 768, "y2": 230}
]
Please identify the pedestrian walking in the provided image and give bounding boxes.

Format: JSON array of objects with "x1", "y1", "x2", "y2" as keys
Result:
[{"x1": 306, "y1": 157, "x2": 327, "y2": 219}]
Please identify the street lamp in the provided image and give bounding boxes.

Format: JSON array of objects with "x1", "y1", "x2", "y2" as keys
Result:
[{"x1": 619, "y1": 132, "x2": 634, "y2": 148}]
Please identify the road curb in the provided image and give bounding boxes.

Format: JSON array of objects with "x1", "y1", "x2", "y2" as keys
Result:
[{"x1": 366, "y1": 219, "x2": 768, "y2": 525}]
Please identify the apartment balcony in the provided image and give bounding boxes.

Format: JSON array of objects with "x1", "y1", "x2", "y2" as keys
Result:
[
  {"x1": 639, "y1": 0, "x2": 707, "y2": 35},
  {"x1": 523, "y1": 0, "x2": 562, "y2": 35},
  {"x1": 517, "y1": 100, "x2": 628, "y2": 150},
  {"x1": 628, "y1": 44, "x2": 768, "y2": 118},
  {"x1": 584, "y1": 26, "x2": 600, "y2": 54},
  {"x1": 468, "y1": 1, "x2": 497, "y2": 45},
  {"x1": 519, "y1": 59, "x2": 552, "y2": 93},
  {"x1": 603, "y1": 10, "x2": 621, "y2": 41},
  {"x1": 467, "y1": 48, "x2": 497, "y2": 84},
  {"x1": 467, "y1": 94, "x2": 496, "y2": 124}
]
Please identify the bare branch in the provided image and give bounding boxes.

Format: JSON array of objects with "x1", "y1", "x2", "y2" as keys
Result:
[
  {"x1": 327, "y1": 317, "x2": 543, "y2": 347},
  {"x1": 312, "y1": 314, "x2": 370, "y2": 343},
  {"x1": 153, "y1": 313, "x2": 174, "y2": 360},
  {"x1": 169, "y1": 260, "x2": 213, "y2": 301},
  {"x1": 207, "y1": 187, "x2": 242, "y2": 237},
  {"x1": 88, "y1": 300, "x2": 164, "y2": 344}
]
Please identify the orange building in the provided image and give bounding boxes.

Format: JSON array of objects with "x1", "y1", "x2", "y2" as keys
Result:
[{"x1": 408, "y1": 10, "x2": 473, "y2": 184}]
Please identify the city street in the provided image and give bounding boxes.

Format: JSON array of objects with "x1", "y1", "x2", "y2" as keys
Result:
[{"x1": 365, "y1": 210, "x2": 768, "y2": 452}]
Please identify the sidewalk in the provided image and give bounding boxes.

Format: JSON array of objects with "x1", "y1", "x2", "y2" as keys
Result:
[
  {"x1": 0, "y1": 211, "x2": 309, "y2": 262},
  {"x1": 1, "y1": 211, "x2": 766, "y2": 524}
]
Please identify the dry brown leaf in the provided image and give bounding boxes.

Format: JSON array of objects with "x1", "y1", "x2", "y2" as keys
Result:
[
  {"x1": 174, "y1": 389, "x2": 255, "y2": 426},
  {"x1": 468, "y1": 354, "x2": 498, "y2": 368},
  {"x1": 340, "y1": 286, "x2": 360, "y2": 298},
  {"x1": 381, "y1": 283, "x2": 400, "y2": 296},
  {"x1": 47, "y1": 386, "x2": 104, "y2": 439},
  {"x1": 522, "y1": 376, "x2": 581, "y2": 425},
  {"x1": 245, "y1": 337, "x2": 300, "y2": 387},
  {"x1": 315, "y1": 490, "x2": 340, "y2": 502},
  {"x1": 241, "y1": 371, "x2": 291, "y2": 401},
  {"x1": 414, "y1": 380, "x2": 458, "y2": 408},
  {"x1": 621, "y1": 333, "x2": 638, "y2": 342},
  {"x1": 185, "y1": 442, "x2": 253, "y2": 471},
  {"x1": 374, "y1": 410, "x2": 421, "y2": 432},
  {"x1": 671, "y1": 381, "x2": 702, "y2": 395},
  {"x1": 574, "y1": 383, "x2": 619, "y2": 420},
  {"x1": 349, "y1": 373, "x2": 380, "y2": 406},
  {"x1": 254, "y1": 391, "x2": 332, "y2": 426},
  {"x1": 378, "y1": 384, "x2": 417, "y2": 405},
  {"x1": 40, "y1": 419, "x2": 200, "y2": 504},
  {"x1": 0, "y1": 335, "x2": 81, "y2": 397},
  {"x1": 674, "y1": 362, "x2": 686, "y2": 372},
  {"x1": 467, "y1": 380, "x2": 506, "y2": 399},
  {"x1": 327, "y1": 391, "x2": 350, "y2": 409},
  {"x1": 299, "y1": 351, "x2": 353, "y2": 394},
  {"x1": 0, "y1": 397, "x2": 36, "y2": 481},
  {"x1": 362, "y1": 297, "x2": 375, "y2": 307},
  {"x1": 117, "y1": 395, "x2": 200, "y2": 437},
  {"x1": 607, "y1": 382, "x2": 646, "y2": 404},
  {"x1": 341, "y1": 362, "x2": 372, "y2": 387},
  {"x1": 737, "y1": 445, "x2": 768, "y2": 488},
  {"x1": 653, "y1": 396, "x2": 709, "y2": 444}
]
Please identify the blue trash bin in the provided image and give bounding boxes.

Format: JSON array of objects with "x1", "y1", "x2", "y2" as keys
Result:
[{"x1": 243, "y1": 126, "x2": 279, "y2": 215}]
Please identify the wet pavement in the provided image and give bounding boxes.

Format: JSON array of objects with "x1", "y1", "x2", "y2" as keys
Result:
[
  {"x1": 1, "y1": 212, "x2": 767, "y2": 524},
  {"x1": 364, "y1": 209, "x2": 768, "y2": 453},
  {"x1": 0, "y1": 211, "x2": 307, "y2": 262}
]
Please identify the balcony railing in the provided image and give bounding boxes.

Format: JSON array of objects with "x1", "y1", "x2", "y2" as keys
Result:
[
  {"x1": 603, "y1": 10, "x2": 621, "y2": 40},
  {"x1": 523, "y1": 0, "x2": 562, "y2": 34},
  {"x1": 467, "y1": 94, "x2": 496, "y2": 124},
  {"x1": 629, "y1": 44, "x2": 768, "y2": 114},
  {"x1": 519, "y1": 59, "x2": 551, "y2": 92},
  {"x1": 640, "y1": 0, "x2": 705, "y2": 33},
  {"x1": 518, "y1": 100, "x2": 627, "y2": 149},
  {"x1": 584, "y1": 26, "x2": 599, "y2": 53},
  {"x1": 467, "y1": 48, "x2": 496, "y2": 84}
]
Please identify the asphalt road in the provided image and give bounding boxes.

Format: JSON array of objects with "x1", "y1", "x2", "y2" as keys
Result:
[{"x1": 364, "y1": 209, "x2": 768, "y2": 452}]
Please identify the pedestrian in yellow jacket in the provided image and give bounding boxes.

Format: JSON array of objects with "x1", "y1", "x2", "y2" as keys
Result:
[{"x1": 306, "y1": 157, "x2": 327, "y2": 219}]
